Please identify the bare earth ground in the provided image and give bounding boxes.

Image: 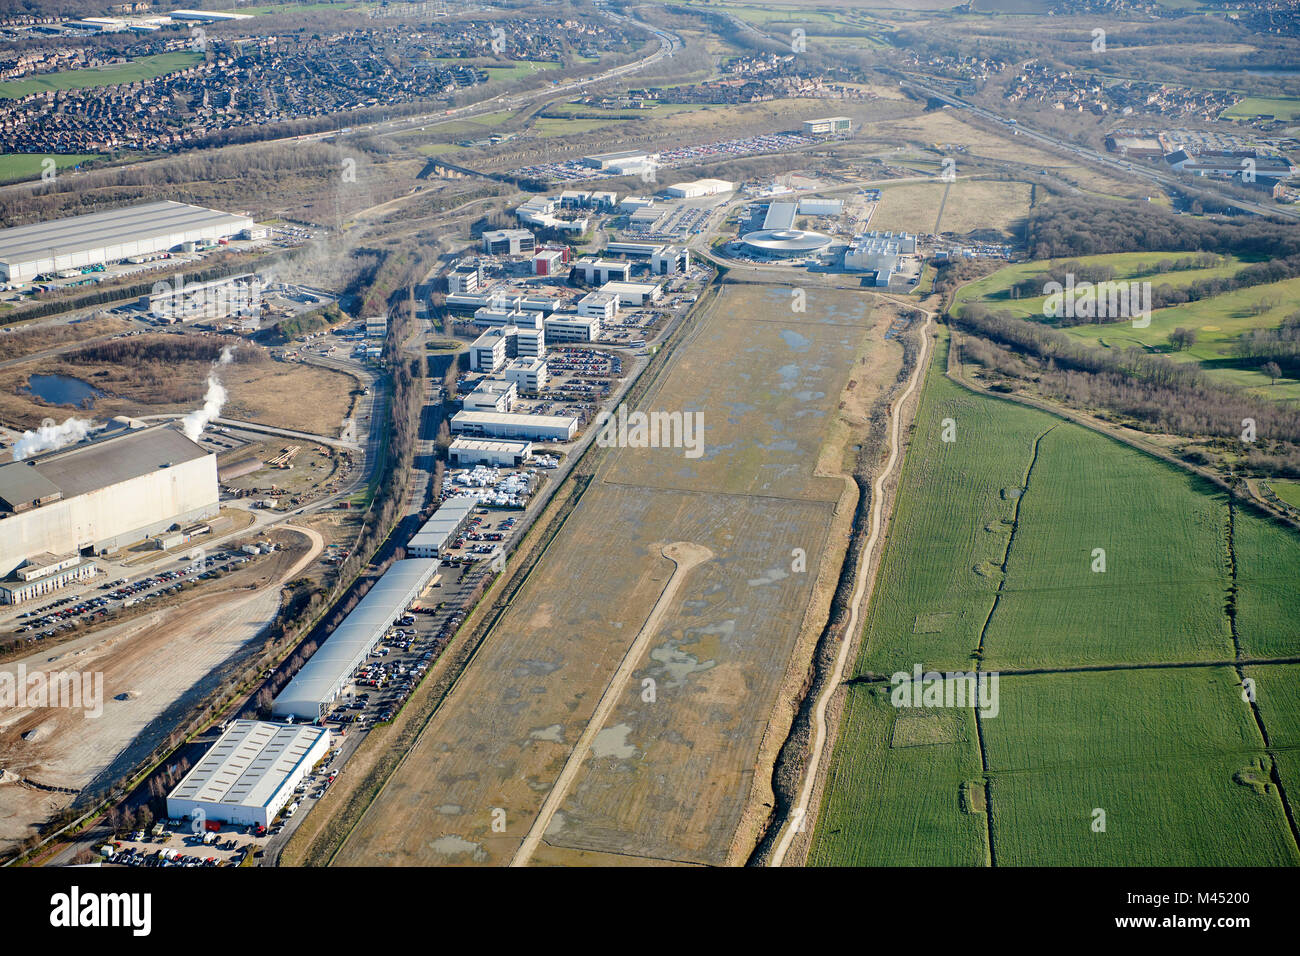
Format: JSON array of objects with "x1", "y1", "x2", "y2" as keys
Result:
[
  {"x1": 327, "y1": 283, "x2": 884, "y2": 867},
  {"x1": 0, "y1": 353, "x2": 353, "y2": 436},
  {"x1": 0, "y1": 526, "x2": 321, "y2": 851}
]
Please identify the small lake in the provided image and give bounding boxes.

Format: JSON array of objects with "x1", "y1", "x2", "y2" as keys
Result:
[{"x1": 24, "y1": 374, "x2": 105, "y2": 406}]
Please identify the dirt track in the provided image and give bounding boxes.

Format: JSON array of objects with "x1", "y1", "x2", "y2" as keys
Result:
[{"x1": 769, "y1": 306, "x2": 937, "y2": 866}]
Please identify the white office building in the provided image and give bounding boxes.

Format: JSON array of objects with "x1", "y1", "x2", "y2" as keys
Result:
[{"x1": 503, "y1": 357, "x2": 549, "y2": 394}]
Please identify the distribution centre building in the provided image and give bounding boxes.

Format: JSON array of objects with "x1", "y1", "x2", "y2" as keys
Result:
[
  {"x1": 271, "y1": 558, "x2": 439, "y2": 720},
  {"x1": 165, "y1": 720, "x2": 331, "y2": 827},
  {"x1": 0, "y1": 423, "x2": 219, "y2": 583},
  {"x1": 451, "y1": 410, "x2": 578, "y2": 442},
  {"x1": 407, "y1": 494, "x2": 479, "y2": 557},
  {"x1": 448, "y1": 438, "x2": 533, "y2": 468},
  {"x1": 0, "y1": 200, "x2": 256, "y2": 283}
]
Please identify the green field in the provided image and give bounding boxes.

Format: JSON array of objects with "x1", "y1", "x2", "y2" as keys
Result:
[
  {"x1": 809, "y1": 329, "x2": 1300, "y2": 865},
  {"x1": 955, "y1": 255, "x2": 1300, "y2": 401},
  {"x1": 1222, "y1": 97, "x2": 1300, "y2": 122},
  {"x1": 0, "y1": 153, "x2": 102, "y2": 184},
  {"x1": 1268, "y1": 480, "x2": 1300, "y2": 510},
  {"x1": 0, "y1": 52, "x2": 204, "y2": 99}
]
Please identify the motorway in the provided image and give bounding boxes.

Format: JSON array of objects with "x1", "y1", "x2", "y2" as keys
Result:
[{"x1": 899, "y1": 76, "x2": 1300, "y2": 223}]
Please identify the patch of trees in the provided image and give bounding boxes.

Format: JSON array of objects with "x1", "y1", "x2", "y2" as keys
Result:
[
  {"x1": 67, "y1": 335, "x2": 258, "y2": 367},
  {"x1": 1234, "y1": 312, "x2": 1300, "y2": 374},
  {"x1": 1023, "y1": 199, "x2": 1300, "y2": 261},
  {"x1": 954, "y1": 305, "x2": 1300, "y2": 452}
]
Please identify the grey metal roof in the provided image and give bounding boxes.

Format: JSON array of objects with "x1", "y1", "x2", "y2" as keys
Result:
[
  {"x1": 30, "y1": 424, "x2": 209, "y2": 499},
  {"x1": 0, "y1": 201, "x2": 252, "y2": 264},
  {"x1": 408, "y1": 495, "x2": 478, "y2": 554},
  {"x1": 0, "y1": 462, "x2": 62, "y2": 509},
  {"x1": 763, "y1": 202, "x2": 799, "y2": 231},
  {"x1": 167, "y1": 720, "x2": 329, "y2": 809},
  {"x1": 272, "y1": 559, "x2": 439, "y2": 717}
]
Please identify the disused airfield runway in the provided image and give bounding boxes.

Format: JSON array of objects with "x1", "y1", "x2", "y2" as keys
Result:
[{"x1": 331, "y1": 284, "x2": 887, "y2": 866}]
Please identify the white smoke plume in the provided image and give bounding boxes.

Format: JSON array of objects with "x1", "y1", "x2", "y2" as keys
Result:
[
  {"x1": 12, "y1": 416, "x2": 93, "y2": 461},
  {"x1": 181, "y1": 346, "x2": 235, "y2": 442}
]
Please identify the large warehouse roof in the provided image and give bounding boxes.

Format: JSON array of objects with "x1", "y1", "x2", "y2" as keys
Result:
[
  {"x1": 762, "y1": 202, "x2": 799, "y2": 231},
  {"x1": 167, "y1": 720, "x2": 329, "y2": 811},
  {"x1": 0, "y1": 201, "x2": 252, "y2": 265},
  {"x1": 408, "y1": 495, "x2": 478, "y2": 555},
  {"x1": 0, "y1": 424, "x2": 207, "y2": 511},
  {"x1": 272, "y1": 559, "x2": 438, "y2": 718}
]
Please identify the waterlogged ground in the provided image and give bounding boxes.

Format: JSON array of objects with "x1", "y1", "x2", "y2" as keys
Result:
[{"x1": 331, "y1": 284, "x2": 882, "y2": 866}]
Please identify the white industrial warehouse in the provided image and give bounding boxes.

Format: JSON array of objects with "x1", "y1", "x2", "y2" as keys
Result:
[
  {"x1": 271, "y1": 558, "x2": 439, "y2": 720},
  {"x1": 0, "y1": 423, "x2": 219, "y2": 589},
  {"x1": 0, "y1": 200, "x2": 256, "y2": 283},
  {"x1": 407, "y1": 495, "x2": 479, "y2": 557},
  {"x1": 451, "y1": 410, "x2": 579, "y2": 442},
  {"x1": 165, "y1": 720, "x2": 331, "y2": 827}
]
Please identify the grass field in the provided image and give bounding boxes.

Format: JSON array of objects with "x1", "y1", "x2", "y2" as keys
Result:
[
  {"x1": 954, "y1": 255, "x2": 1300, "y2": 401},
  {"x1": 866, "y1": 179, "x2": 1031, "y2": 237},
  {"x1": 327, "y1": 283, "x2": 889, "y2": 867},
  {"x1": 0, "y1": 52, "x2": 203, "y2": 99},
  {"x1": 809, "y1": 329, "x2": 1300, "y2": 865},
  {"x1": 1222, "y1": 97, "x2": 1300, "y2": 122},
  {"x1": 1268, "y1": 480, "x2": 1300, "y2": 510},
  {"x1": 0, "y1": 153, "x2": 102, "y2": 184}
]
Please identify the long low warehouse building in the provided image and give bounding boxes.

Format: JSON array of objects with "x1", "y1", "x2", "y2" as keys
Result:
[
  {"x1": 448, "y1": 438, "x2": 533, "y2": 468},
  {"x1": 407, "y1": 494, "x2": 479, "y2": 557},
  {"x1": 0, "y1": 200, "x2": 255, "y2": 283},
  {"x1": 271, "y1": 558, "x2": 439, "y2": 720},
  {"x1": 451, "y1": 410, "x2": 578, "y2": 442},
  {"x1": 165, "y1": 720, "x2": 331, "y2": 827}
]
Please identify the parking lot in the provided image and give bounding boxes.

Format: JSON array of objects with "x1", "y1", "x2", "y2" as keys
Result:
[{"x1": 4, "y1": 548, "x2": 268, "y2": 644}]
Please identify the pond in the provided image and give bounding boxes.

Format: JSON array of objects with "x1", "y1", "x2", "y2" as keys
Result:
[{"x1": 24, "y1": 373, "x2": 105, "y2": 406}]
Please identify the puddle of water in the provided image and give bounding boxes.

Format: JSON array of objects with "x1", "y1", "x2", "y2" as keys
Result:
[{"x1": 590, "y1": 723, "x2": 637, "y2": 759}]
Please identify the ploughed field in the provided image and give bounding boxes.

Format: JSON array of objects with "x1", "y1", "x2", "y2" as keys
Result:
[
  {"x1": 330, "y1": 283, "x2": 884, "y2": 866},
  {"x1": 809, "y1": 331, "x2": 1300, "y2": 866}
]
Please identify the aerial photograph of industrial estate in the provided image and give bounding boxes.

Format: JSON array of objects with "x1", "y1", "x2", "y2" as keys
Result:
[{"x1": 0, "y1": 0, "x2": 1297, "y2": 932}]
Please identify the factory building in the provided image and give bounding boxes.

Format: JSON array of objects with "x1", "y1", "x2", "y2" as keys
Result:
[
  {"x1": 576, "y1": 291, "x2": 619, "y2": 322},
  {"x1": 584, "y1": 149, "x2": 654, "y2": 171},
  {"x1": 407, "y1": 495, "x2": 479, "y2": 557},
  {"x1": 665, "y1": 179, "x2": 734, "y2": 199},
  {"x1": 574, "y1": 258, "x2": 632, "y2": 284},
  {"x1": 503, "y1": 357, "x2": 549, "y2": 394},
  {"x1": 451, "y1": 411, "x2": 579, "y2": 442},
  {"x1": 0, "y1": 424, "x2": 219, "y2": 583},
  {"x1": 798, "y1": 198, "x2": 844, "y2": 217},
  {"x1": 482, "y1": 229, "x2": 535, "y2": 256},
  {"x1": 166, "y1": 720, "x2": 331, "y2": 827},
  {"x1": 365, "y1": 315, "x2": 388, "y2": 339},
  {"x1": 605, "y1": 240, "x2": 663, "y2": 258},
  {"x1": 844, "y1": 231, "x2": 918, "y2": 285},
  {"x1": 544, "y1": 314, "x2": 602, "y2": 343},
  {"x1": 140, "y1": 273, "x2": 262, "y2": 324},
  {"x1": 803, "y1": 116, "x2": 852, "y2": 136},
  {"x1": 600, "y1": 280, "x2": 663, "y2": 306},
  {"x1": 272, "y1": 559, "x2": 440, "y2": 720},
  {"x1": 0, "y1": 201, "x2": 255, "y2": 284},
  {"x1": 448, "y1": 438, "x2": 533, "y2": 469}
]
